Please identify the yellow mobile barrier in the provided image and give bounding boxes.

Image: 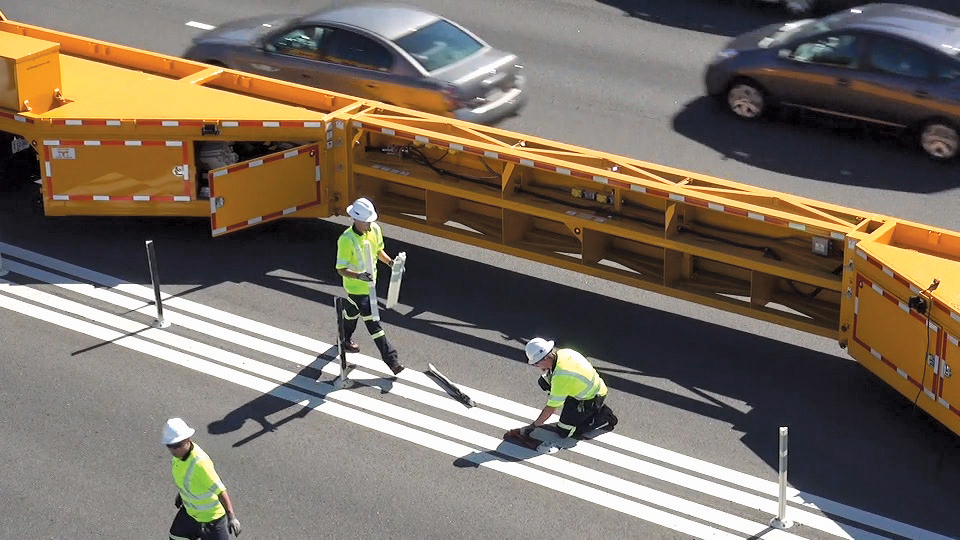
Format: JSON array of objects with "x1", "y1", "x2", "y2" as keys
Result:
[{"x1": 0, "y1": 12, "x2": 958, "y2": 436}]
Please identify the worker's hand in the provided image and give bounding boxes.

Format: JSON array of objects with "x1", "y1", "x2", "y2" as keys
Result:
[
  {"x1": 358, "y1": 271, "x2": 373, "y2": 282},
  {"x1": 520, "y1": 425, "x2": 535, "y2": 437},
  {"x1": 174, "y1": 493, "x2": 182, "y2": 509},
  {"x1": 228, "y1": 515, "x2": 241, "y2": 536}
]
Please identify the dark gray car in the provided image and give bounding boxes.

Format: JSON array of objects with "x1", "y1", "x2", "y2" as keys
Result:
[
  {"x1": 705, "y1": 3, "x2": 960, "y2": 160},
  {"x1": 183, "y1": 3, "x2": 526, "y2": 125}
]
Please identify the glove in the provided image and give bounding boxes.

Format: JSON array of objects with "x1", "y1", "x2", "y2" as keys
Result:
[
  {"x1": 174, "y1": 493, "x2": 182, "y2": 509},
  {"x1": 228, "y1": 515, "x2": 242, "y2": 536},
  {"x1": 358, "y1": 271, "x2": 373, "y2": 282},
  {"x1": 520, "y1": 424, "x2": 535, "y2": 437}
]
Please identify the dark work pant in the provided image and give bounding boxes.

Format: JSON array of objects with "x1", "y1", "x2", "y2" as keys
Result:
[
  {"x1": 557, "y1": 394, "x2": 607, "y2": 438},
  {"x1": 169, "y1": 507, "x2": 228, "y2": 540},
  {"x1": 341, "y1": 293, "x2": 399, "y2": 367}
]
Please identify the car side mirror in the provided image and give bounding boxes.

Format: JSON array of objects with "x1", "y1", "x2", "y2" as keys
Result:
[{"x1": 778, "y1": 48, "x2": 792, "y2": 59}]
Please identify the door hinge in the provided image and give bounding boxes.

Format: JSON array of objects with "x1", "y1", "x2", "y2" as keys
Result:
[
  {"x1": 214, "y1": 197, "x2": 224, "y2": 209},
  {"x1": 943, "y1": 363, "x2": 952, "y2": 379}
]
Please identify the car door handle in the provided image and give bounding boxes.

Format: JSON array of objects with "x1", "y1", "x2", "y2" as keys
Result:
[
  {"x1": 913, "y1": 89, "x2": 929, "y2": 98},
  {"x1": 366, "y1": 83, "x2": 378, "y2": 89},
  {"x1": 836, "y1": 78, "x2": 851, "y2": 87}
]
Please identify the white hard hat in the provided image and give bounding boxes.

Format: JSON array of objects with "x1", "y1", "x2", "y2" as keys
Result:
[
  {"x1": 347, "y1": 197, "x2": 378, "y2": 223},
  {"x1": 162, "y1": 417, "x2": 195, "y2": 445},
  {"x1": 525, "y1": 338, "x2": 555, "y2": 364}
]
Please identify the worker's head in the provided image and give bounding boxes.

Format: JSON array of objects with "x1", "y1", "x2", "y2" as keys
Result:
[
  {"x1": 347, "y1": 197, "x2": 378, "y2": 232},
  {"x1": 162, "y1": 417, "x2": 195, "y2": 458},
  {"x1": 525, "y1": 337, "x2": 556, "y2": 373}
]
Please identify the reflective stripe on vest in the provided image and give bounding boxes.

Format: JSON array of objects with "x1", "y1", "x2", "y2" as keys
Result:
[
  {"x1": 552, "y1": 368, "x2": 600, "y2": 400},
  {"x1": 340, "y1": 224, "x2": 382, "y2": 294},
  {"x1": 173, "y1": 446, "x2": 225, "y2": 522},
  {"x1": 547, "y1": 349, "x2": 605, "y2": 407}
]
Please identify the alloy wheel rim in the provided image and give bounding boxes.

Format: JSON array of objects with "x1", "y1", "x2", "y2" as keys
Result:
[
  {"x1": 921, "y1": 125, "x2": 959, "y2": 159},
  {"x1": 728, "y1": 85, "x2": 763, "y2": 119}
]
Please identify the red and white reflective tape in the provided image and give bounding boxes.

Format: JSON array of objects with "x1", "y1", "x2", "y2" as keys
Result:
[
  {"x1": 209, "y1": 144, "x2": 322, "y2": 236},
  {"x1": 135, "y1": 120, "x2": 204, "y2": 127},
  {"x1": 0, "y1": 110, "x2": 33, "y2": 123},
  {"x1": 352, "y1": 121, "x2": 847, "y2": 240},
  {"x1": 50, "y1": 194, "x2": 191, "y2": 202},
  {"x1": 42, "y1": 118, "x2": 325, "y2": 129},
  {"x1": 853, "y1": 274, "x2": 959, "y2": 417},
  {"x1": 43, "y1": 139, "x2": 184, "y2": 147},
  {"x1": 209, "y1": 145, "x2": 320, "y2": 179},
  {"x1": 51, "y1": 119, "x2": 123, "y2": 126},
  {"x1": 220, "y1": 120, "x2": 325, "y2": 129}
]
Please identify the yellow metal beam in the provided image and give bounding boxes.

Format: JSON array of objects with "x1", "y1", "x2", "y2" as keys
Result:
[{"x1": 2, "y1": 15, "x2": 960, "y2": 436}]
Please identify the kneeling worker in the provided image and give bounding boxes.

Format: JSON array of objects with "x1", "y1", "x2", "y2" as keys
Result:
[{"x1": 520, "y1": 337, "x2": 617, "y2": 439}]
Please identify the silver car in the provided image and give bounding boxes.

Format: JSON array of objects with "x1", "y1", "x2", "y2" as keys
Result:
[{"x1": 183, "y1": 3, "x2": 526, "y2": 124}]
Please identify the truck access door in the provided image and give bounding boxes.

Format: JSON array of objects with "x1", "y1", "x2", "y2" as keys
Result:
[{"x1": 208, "y1": 143, "x2": 322, "y2": 237}]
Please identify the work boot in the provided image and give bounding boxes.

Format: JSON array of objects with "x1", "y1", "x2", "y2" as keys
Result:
[
  {"x1": 388, "y1": 362, "x2": 405, "y2": 375},
  {"x1": 341, "y1": 340, "x2": 360, "y2": 353},
  {"x1": 599, "y1": 406, "x2": 618, "y2": 431}
]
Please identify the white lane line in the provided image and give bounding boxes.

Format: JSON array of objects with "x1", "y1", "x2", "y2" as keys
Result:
[
  {"x1": 185, "y1": 20, "x2": 216, "y2": 31},
  {"x1": 0, "y1": 277, "x2": 817, "y2": 540},
  {"x1": 0, "y1": 242, "x2": 951, "y2": 540},
  {"x1": 0, "y1": 260, "x2": 881, "y2": 540},
  {"x1": 0, "y1": 285, "x2": 745, "y2": 540}
]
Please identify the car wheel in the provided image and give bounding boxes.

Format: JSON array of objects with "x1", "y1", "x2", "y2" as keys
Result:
[
  {"x1": 726, "y1": 81, "x2": 766, "y2": 119},
  {"x1": 919, "y1": 121, "x2": 959, "y2": 161}
]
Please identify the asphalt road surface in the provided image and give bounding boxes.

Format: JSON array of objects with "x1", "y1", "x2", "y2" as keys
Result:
[{"x1": 1, "y1": 1, "x2": 959, "y2": 539}]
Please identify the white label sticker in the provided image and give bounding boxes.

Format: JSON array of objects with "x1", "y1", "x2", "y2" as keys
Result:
[{"x1": 52, "y1": 147, "x2": 76, "y2": 160}]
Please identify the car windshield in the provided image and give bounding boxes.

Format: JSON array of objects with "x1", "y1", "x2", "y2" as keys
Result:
[
  {"x1": 767, "y1": 11, "x2": 848, "y2": 46},
  {"x1": 394, "y1": 19, "x2": 484, "y2": 72}
]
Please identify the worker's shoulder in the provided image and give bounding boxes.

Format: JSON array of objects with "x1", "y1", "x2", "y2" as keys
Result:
[
  {"x1": 558, "y1": 347, "x2": 587, "y2": 361},
  {"x1": 337, "y1": 226, "x2": 357, "y2": 242}
]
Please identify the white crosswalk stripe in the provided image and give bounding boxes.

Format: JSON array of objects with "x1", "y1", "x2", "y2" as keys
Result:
[{"x1": 0, "y1": 241, "x2": 949, "y2": 540}]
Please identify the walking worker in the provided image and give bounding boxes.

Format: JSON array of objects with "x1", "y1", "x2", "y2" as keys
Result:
[
  {"x1": 163, "y1": 418, "x2": 242, "y2": 539},
  {"x1": 336, "y1": 197, "x2": 404, "y2": 375},
  {"x1": 521, "y1": 337, "x2": 617, "y2": 438}
]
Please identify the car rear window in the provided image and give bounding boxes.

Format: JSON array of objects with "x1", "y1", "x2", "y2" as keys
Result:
[{"x1": 394, "y1": 19, "x2": 484, "y2": 72}]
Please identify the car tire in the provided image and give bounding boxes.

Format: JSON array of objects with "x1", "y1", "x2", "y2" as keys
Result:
[
  {"x1": 919, "y1": 121, "x2": 959, "y2": 162},
  {"x1": 726, "y1": 80, "x2": 767, "y2": 120}
]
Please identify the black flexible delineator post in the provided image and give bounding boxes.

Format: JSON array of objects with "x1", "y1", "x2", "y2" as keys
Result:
[{"x1": 145, "y1": 240, "x2": 170, "y2": 329}]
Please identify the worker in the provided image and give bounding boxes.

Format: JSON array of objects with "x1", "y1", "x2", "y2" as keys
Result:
[
  {"x1": 335, "y1": 197, "x2": 404, "y2": 375},
  {"x1": 163, "y1": 418, "x2": 242, "y2": 539},
  {"x1": 520, "y1": 337, "x2": 617, "y2": 439}
]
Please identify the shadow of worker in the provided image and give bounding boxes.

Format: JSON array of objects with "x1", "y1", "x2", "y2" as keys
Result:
[
  {"x1": 206, "y1": 353, "x2": 335, "y2": 448},
  {"x1": 206, "y1": 348, "x2": 402, "y2": 447}
]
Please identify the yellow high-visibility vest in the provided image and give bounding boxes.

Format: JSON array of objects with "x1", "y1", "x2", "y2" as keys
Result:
[
  {"x1": 171, "y1": 444, "x2": 226, "y2": 523},
  {"x1": 546, "y1": 349, "x2": 607, "y2": 408},
  {"x1": 336, "y1": 223, "x2": 385, "y2": 295}
]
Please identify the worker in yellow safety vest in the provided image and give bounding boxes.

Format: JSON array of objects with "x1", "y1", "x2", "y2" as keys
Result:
[
  {"x1": 520, "y1": 338, "x2": 618, "y2": 439},
  {"x1": 163, "y1": 418, "x2": 241, "y2": 539},
  {"x1": 335, "y1": 197, "x2": 404, "y2": 375}
]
